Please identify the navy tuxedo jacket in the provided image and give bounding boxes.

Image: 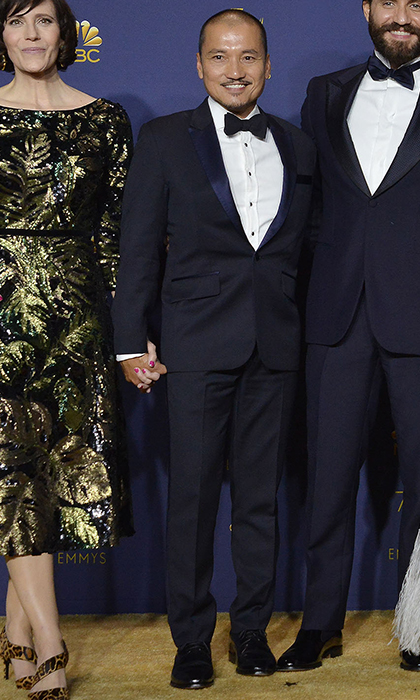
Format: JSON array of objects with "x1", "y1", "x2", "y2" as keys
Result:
[
  {"x1": 303, "y1": 62, "x2": 420, "y2": 353},
  {"x1": 112, "y1": 99, "x2": 316, "y2": 371}
]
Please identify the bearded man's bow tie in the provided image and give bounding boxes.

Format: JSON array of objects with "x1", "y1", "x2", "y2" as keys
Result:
[{"x1": 367, "y1": 53, "x2": 420, "y2": 90}]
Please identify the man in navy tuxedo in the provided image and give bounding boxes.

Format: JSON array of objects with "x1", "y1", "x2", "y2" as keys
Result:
[
  {"x1": 112, "y1": 9, "x2": 315, "y2": 688},
  {"x1": 277, "y1": 0, "x2": 420, "y2": 673}
]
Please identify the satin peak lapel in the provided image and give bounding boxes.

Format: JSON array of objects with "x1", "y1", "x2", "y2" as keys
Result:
[
  {"x1": 326, "y1": 67, "x2": 370, "y2": 196},
  {"x1": 259, "y1": 117, "x2": 297, "y2": 248},
  {"x1": 189, "y1": 103, "x2": 243, "y2": 235}
]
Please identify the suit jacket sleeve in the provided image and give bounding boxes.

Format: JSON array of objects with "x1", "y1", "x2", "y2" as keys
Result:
[
  {"x1": 301, "y1": 78, "x2": 321, "y2": 252},
  {"x1": 112, "y1": 121, "x2": 168, "y2": 354},
  {"x1": 301, "y1": 78, "x2": 315, "y2": 140}
]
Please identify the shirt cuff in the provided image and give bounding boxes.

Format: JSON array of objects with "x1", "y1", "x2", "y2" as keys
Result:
[{"x1": 116, "y1": 353, "x2": 146, "y2": 361}]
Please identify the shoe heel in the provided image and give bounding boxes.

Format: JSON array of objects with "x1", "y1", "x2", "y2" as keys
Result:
[
  {"x1": 326, "y1": 645, "x2": 343, "y2": 659},
  {"x1": 0, "y1": 625, "x2": 37, "y2": 688}
]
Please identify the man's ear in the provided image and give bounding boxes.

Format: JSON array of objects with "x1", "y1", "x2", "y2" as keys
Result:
[
  {"x1": 362, "y1": 1, "x2": 371, "y2": 24},
  {"x1": 196, "y1": 52, "x2": 204, "y2": 80},
  {"x1": 265, "y1": 55, "x2": 272, "y2": 80}
]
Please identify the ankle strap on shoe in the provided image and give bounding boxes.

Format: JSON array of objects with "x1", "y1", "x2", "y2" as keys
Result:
[{"x1": 30, "y1": 643, "x2": 68, "y2": 686}]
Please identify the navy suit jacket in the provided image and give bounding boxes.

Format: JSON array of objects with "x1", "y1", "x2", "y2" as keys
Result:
[
  {"x1": 112, "y1": 99, "x2": 316, "y2": 371},
  {"x1": 303, "y1": 62, "x2": 420, "y2": 353}
]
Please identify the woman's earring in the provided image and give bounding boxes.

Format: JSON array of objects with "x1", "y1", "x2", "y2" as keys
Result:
[{"x1": 57, "y1": 45, "x2": 65, "y2": 70}]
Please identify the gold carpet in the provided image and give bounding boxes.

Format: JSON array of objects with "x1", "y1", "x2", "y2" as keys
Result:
[{"x1": 0, "y1": 612, "x2": 418, "y2": 700}]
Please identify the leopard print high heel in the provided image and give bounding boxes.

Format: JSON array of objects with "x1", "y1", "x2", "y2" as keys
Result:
[
  {"x1": 0, "y1": 625, "x2": 37, "y2": 689},
  {"x1": 28, "y1": 642, "x2": 69, "y2": 700}
]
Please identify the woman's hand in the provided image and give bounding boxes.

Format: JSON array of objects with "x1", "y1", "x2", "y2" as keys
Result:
[{"x1": 120, "y1": 340, "x2": 167, "y2": 393}]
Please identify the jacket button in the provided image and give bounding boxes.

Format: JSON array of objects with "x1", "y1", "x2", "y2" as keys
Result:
[
  {"x1": 255, "y1": 253, "x2": 260, "y2": 261},
  {"x1": 369, "y1": 200, "x2": 378, "y2": 208}
]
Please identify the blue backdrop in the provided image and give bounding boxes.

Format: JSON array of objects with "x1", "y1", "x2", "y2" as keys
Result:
[{"x1": 0, "y1": 1, "x2": 404, "y2": 615}]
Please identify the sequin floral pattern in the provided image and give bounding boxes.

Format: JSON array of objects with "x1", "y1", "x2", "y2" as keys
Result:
[{"x1": 0, "y1": 99, "x2": 134, "y2": 555}]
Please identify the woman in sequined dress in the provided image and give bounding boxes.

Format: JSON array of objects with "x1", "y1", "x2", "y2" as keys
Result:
[{"x1": 0, "y1": 1, "x2": 141, "y2": 697}]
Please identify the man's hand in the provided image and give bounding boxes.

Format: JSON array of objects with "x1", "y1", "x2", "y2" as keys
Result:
[{"x1": 120, "y1": 340, "x2": 167, "y2": 393}]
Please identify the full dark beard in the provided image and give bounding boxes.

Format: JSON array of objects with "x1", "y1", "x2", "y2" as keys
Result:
[{"x1": 369, "y1": 20, "x2": 420, "y2": 67}]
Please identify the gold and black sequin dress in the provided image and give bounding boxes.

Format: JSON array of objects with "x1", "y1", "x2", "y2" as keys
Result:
[{"x1": 0, "y1": 98, "x2": 134, "y2": 556}]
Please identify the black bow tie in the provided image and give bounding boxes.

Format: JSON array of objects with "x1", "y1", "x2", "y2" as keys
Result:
[
  {"x1": 224, "y1": 111, "x2": 268, "y2": 139},
  {"x1": 367, "y1": 53, "x2": 420, "y2": 90}
]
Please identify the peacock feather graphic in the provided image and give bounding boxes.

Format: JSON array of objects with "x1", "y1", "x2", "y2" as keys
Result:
[{"x1": 76, "y1": 20, "x2": 103, "y2": 47}]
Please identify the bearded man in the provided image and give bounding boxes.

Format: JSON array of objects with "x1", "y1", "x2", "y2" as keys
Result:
[{"x1": 277, "y1": 0, "x2": 420, "y2": 673}]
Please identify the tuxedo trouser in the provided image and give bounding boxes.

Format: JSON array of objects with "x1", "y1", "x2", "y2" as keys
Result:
[
  {"x1": 302, "y1": 295, "x2": 420, "y2": 630},
  {"x1": 165, "y1": 348, "x2": 296, "y2": 647}
]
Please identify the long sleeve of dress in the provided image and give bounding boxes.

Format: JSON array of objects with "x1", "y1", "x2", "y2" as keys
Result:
[{"x1": 95, "y1": 104, "x2": 133, "y2": 290}]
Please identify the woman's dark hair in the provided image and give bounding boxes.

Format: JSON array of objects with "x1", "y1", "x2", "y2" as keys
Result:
[{"x1": 0, "y1": 0, "x2": 77, "y2": 72}]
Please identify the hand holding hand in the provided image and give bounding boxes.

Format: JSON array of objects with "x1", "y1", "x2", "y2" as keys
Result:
[{"x1": 120, "y1": 340, "x2": 167, "y2": 393}]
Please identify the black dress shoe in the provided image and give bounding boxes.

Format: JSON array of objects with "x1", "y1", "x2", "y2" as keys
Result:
[
  {"x1": 229, "y1": 629, "x2": 277, "y2": 676},
  {"x1": 277, "y1": 629, "x2": 343, "y2": 671},
  {"x1": 170, "y1": 641, "x2": 214, "y2": 689},
  {"x1": 401, "y1": 650, "x2": 420, "y2": 671}
]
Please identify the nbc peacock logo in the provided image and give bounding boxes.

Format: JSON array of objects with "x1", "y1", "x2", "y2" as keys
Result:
[{"x1": 75, "y1": 20, "x2": 102, "y2": 64}]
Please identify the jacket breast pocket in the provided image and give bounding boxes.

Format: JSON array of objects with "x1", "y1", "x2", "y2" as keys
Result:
[
  {"x1": 167, "y1": 272, "x2": 220, "y2": 303},
  {"x1": 282, "y1": 272, "x2": 296, "y2": 302}
]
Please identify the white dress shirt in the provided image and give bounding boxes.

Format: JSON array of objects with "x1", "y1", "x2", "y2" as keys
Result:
[
  {"x1": 117, "y1": 96, "x2": 284, "y2": 360},
  {"x1": 347, "y1": 52, "x2": 420, "y2": 194},
  {"x1": 208, "y1": 96, "x2": 283, "y2": 249}
]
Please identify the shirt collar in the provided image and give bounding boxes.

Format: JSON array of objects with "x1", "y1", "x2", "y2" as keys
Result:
[
  {"x1": 207, "y1": 96, "x2": 260, "y2": 131},
  {"x1": 374, "y1": 49, "x2": 420, "y2": 69}
]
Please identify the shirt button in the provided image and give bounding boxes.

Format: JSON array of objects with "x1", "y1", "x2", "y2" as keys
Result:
[
  {"x1": 250, "y1": 202, "x2": 253, "y2": 207},
  {"x1": 251, "y1": 232, "x2": 255, "y2": 236},
  {"x1": 248, "y1": 172, "x2": 252, "y2": 176},
  {"x1": 245, "y1": 143, "x2": 248, "y2": 147}
]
